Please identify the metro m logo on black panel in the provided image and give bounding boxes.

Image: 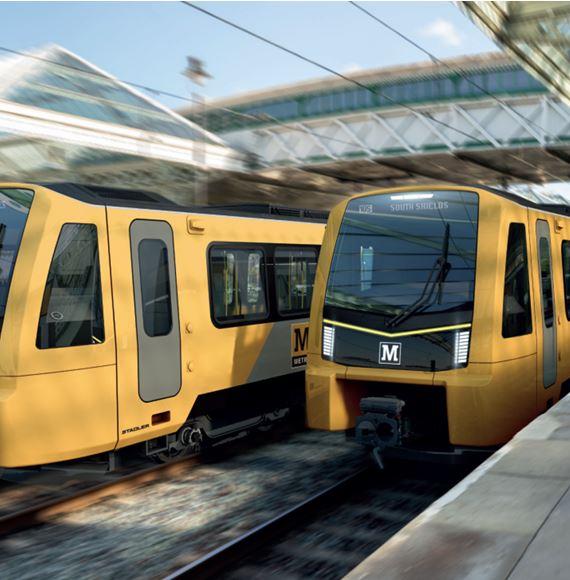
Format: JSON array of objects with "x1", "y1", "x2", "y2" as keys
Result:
[{"x1": 378, "y1": 341, "x2": 401, "y2": 365}]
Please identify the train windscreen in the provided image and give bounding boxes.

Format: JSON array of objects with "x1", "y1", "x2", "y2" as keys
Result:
[
  {"x1": 324, "y1": 190, "x2": 478, "y2": 370},
  {"x1": 0, "y1": 189, "x2": 34, "y2": 336}
]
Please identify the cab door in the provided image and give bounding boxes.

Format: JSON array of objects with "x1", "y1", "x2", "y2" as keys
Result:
[{"x1": 536, "y1": 219, "x2": 557, "y2": 391}]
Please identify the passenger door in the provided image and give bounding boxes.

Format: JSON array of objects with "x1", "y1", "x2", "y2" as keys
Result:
[
  {"x1": 107, "y1": 212, "x2": 182, "y2": 449},
  {"x1": 130, "y1": 220, "x2": 181, "y2": 402},
  {"x1": 536, "y1": 219, "x2": 557, "y2": 390}
]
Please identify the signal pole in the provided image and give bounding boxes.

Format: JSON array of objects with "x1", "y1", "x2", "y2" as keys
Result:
[{"x1": 183, "y1": 56, "x2": 212, "y2": 205}]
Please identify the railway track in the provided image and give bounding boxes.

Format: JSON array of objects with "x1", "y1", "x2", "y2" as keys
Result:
[
  {"x1": 0, "y1": 430, "x2": 369, "y2": 579},
  {"x1": 0, "y1": 429, "x2": 476, "y2": 580},
  {"x1": 0, "y1": 453, "x2": 201, "y2": 537},
  {"x1": 0, "y1": 420, "x2": 304, "y2": 534},
  {"x1": 165, "y1": 461, "x2": 470, "y2": 580}
]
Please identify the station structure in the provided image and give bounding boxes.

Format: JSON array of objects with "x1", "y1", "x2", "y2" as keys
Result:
[
  {"x1": 181, "y1": 52, "x2": 570, "y2": 198},
  {"x1": 0, "y1": 44, "x2": 244, "y2": 205},
  {"x1": 460, "y1": 2, "x2": 570, "y2": 106}
]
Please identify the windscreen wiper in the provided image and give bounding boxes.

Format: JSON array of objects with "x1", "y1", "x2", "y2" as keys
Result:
[{"x1": 386, "y1": 223, "x2": 451, "y2": 328}]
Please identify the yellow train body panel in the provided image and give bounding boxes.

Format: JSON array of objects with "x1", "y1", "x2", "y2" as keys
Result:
[
  {"x1": 0, "y1": 183, "x2": 324, "y2": 467},
  {"x1": 307, "y1": 184, "x2": 570, "y2": 454}
]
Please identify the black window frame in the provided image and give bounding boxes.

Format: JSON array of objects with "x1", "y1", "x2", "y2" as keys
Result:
[
  {"x1": 137, "y1": 237, "x2": 174, "y2": 338},
  {"x1": 539, "y1": 236, "x2": 554, "y2": 329},
  {"x1": 207, "y1": 242, "x2": 320, "y2": 328},
  {"x1": 36, "y1": 222, "x2": 105, "y2": 349},
  {"x1": 273, "y1": 245, "x2": 319, "y2": 319},
  {"x1": 502, "y1": 222, "x2": 532, "y2": 338},
  {"x1": 208, "y1": 243, "x2": 270, "y2": 328}
]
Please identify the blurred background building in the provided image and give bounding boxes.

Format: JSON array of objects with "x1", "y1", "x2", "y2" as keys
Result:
[
  {"x1": 1, "y1": 1, "x2": 569, "y2": 209},
  {"x1": 459, "y1": 2, "x2": 570, "y2": 106},
  {"x1": 0, "y1": 44, "x2": 244, "y2": 205}
]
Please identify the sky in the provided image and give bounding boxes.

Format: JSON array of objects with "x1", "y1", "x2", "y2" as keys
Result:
[{"x1": 0, "y1": 1, "x2": 498, "y2": 107}]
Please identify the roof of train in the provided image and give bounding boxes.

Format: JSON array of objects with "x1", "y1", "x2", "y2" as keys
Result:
[
  {"x1": 482, "y1": 185, "x2": 570, "y2": 217},
  {"x1": 38, "y1": 182, "x2": 329, "y2": 223},
  {"x1": 18, "y1": 181, "x2": 570, "y2": 221},
  {"x1": 357, "y1": 184, "x2": 570, "y2": 218}
]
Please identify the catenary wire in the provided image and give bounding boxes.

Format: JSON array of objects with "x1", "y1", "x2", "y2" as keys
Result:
[
  {"x1": 349, "y1": 0, "x2": 554, "y2": 141},
  {"x1": 181, "y1": 1, "x2": 491, "y2": 148}
]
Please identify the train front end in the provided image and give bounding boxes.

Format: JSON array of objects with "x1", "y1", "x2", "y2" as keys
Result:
[{"x1": 306, "y1": 185, "x2": 506, "y2": 461}]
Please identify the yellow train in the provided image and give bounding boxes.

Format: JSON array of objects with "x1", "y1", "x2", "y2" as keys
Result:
[
  {"x1": 306, "y1": 184, "x2": 570, "y2": 462},
  {"x1": 0, "y1": 182, "x2": 324, "y2": 468}
]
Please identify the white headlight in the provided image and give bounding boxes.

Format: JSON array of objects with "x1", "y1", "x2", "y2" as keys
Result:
[
  {"x1": 322, "y1": 324, "x2": 335, "y2": 359},
  {"x1": 454, "y1": 330, "x2": 470, "y2": 366}
]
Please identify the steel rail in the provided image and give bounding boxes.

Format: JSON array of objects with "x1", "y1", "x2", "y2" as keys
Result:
[
  {"x1": 0, "y1": 454, "x2": 201, "y2": 537},
  {"x1": 164, "y1": 466, "x2": 371, "y2": 580}
]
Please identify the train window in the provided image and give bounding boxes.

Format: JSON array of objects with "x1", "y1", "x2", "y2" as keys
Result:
[
  {"x1": 210, "y1": 247, "x2": 268, "y2": 324},
  {"x1": 562, "y1": 242, "x2": 570, "y2": 319},
  {"x1": 138, "y1": 239, "x2": 173, "y2": 337},
  {"x1": 502, "y1": 223, "x2": 532, "y2": 338},
  {"x1": 274, "y1": 247, "x2": 318, "y2": 316},
  {"x1": 36, "y1": 224, "x2": 104, "y2": 349},
  {"x1": 0, "y1": 188, "x2": 34, "y2": 338},
  {"x1": 539, "y1": 237, "x2": 554, "y2": 328}
]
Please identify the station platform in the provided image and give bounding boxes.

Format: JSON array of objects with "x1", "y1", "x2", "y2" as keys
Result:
[{"x1": 345, "y1": 395, "x2": 570, "y2": 580}]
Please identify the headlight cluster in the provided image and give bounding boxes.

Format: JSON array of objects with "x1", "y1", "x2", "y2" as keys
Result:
[{"x1": 322, "y1": 324, "x2": 335, "y2": 359}]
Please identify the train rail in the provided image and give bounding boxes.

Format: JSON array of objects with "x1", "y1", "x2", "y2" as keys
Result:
[
  {"x1": 0, "y1": 430, "x2": 370, "y2": 579},
  {"x1": 0, "y1": 454, "x2": 202, "y2": 537},
  {"x1": 164, "y1": 468, "x2": 369, "y2": 580},
  {"x1": 165, "y1": 462, "x2": 470, "y2": 580},
  {"x1": 0, "y1": 430, "x2": 472, "y2": 579},
  {"x1": 0, "y1": 421, "x2": 302, "y2": 536}
]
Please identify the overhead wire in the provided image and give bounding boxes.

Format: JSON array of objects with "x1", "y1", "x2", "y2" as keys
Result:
[
  {"x1": 349, "y1": 0, "x2": 554, "y2": 141},
  {"x1": 182, "y1": 1, "x2": 567, "y2": 186},
  {"x1": 349, "y1": 1, "x2": 570, "y2": 185},
  {"x1": 181, "y1": 1, "x2": 491, "y2": 148}
]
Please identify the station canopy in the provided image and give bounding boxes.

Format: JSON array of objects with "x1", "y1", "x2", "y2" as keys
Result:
[
  {"x1": 0, "y1": 44, "x2": 244, "y2": 204},
  {"x1": 460, "y1": 2, "x2": 570, "y2": 105}
]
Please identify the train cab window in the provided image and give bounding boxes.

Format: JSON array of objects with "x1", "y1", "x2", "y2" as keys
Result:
[
  {"x1": 274, "y1": 247, "x2": 318, "y2": 316},
  {"x1": 539, "y1": 237, "x2": 554, "y2": 328},
  {"x1": 36, "y1": 224, "x2": 104, "y2": 349},
  {"x1": 0, "y1": 188, "x2": 34, "y2": 338},
  {"x1": 502, "y1": 223, "x2": 532, "y2": 338},
  {"x1": 562, "y1": 241, "x2": 570, "y2": 319},
  {"x1": 138, "y1": 239, "x2": 173, "y2": 337},
  {"x1": 210, "y1": 247, "x2": 268, "y2": 325}
]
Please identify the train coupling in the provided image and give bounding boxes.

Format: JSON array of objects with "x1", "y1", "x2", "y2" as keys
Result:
[{"x1": 355, "y1": 397, "x2": 405, "y2": 470}]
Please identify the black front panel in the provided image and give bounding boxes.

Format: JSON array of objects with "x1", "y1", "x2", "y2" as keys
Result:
[
  {"x1": 331, "y1": 323, "x2": 458, "y2": 371},
  {"x1": 323, "y1": 189, "x2": 478, "y2": 371}
]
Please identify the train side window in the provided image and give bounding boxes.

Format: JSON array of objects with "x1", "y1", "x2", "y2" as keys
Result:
[
  {"x1": 210, "y1": 247, "x2": 268, "y2": 324},
  {"x1": 539, "y1": 237, "x2": 554, "y2": 328},
  {"x1": 502, "y1": 223, "x2": 532, "y2": 338},
  {"x1": 562, "y1": 241, "x2": 570, "y2": 320},
  {"x1": 36, "y1": 224, "x2": 104, "y2": 349},
  {"x1": 274, "y1": 247, "x2": 318, "y2": 316},
  {"x1": 138, "y1": 239, "x2": 173, "y2": 337}
]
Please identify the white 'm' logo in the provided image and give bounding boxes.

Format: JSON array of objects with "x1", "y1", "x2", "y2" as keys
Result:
[{"x1": 379, "y1": 342, "x2": 401, "y2": 365}]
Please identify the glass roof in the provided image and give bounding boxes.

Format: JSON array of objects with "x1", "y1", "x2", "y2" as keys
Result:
[
  {"x1": 459, "y1": 2, "x2": 570, "y2": 105},
  {"x1": 0, "y1": 45, "x2": 219, "y2": 145}
]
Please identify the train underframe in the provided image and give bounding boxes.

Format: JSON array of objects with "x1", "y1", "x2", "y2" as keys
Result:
[
  {"x1": 144, "y1": 373, "x2": 306, "y2": 463},
  {"x1": 351, "y1": 383, "x2": 494, "y2": 467}
]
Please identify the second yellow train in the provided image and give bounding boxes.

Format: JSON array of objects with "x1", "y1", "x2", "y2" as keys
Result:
[{"x1": 306, "y1": 184, "x2": 570, "y2": 463}]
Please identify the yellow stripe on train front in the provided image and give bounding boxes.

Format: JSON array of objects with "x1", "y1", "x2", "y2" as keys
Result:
[{"x1": 322, "y1": 319, "x2": 472, "y2": 338}]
